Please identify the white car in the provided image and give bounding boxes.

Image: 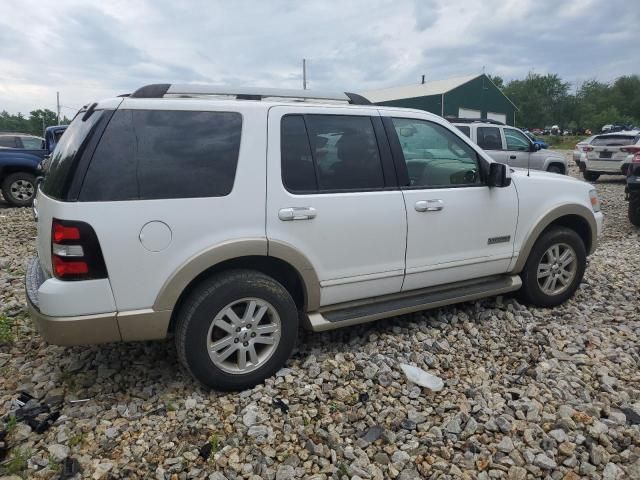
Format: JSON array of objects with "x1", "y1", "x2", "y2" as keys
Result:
[
  {"x1": 453, "y1": 121, "x2": 568, "y2": 174},
  {"x1": 580, "y1": 131, "x2": 640, "y2": 181},
  {"x1": 573, "y1": 135, "x2": 596, "y2": 166},
  {"x1": 26, "y1": 85, "x2": 603, "y2": 390}
]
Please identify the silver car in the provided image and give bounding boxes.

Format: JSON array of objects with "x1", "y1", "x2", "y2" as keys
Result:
[{"x1": 453, "y1": 121, "x2": 568, "y2": 174}]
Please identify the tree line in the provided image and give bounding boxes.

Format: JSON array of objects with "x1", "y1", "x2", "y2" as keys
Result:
[
  {"x1": 0, "y1": 109, "x2": 70, "y2": 137},
  {"x1": 490, "y1": 73, "x2": 640, "y2": 132}
]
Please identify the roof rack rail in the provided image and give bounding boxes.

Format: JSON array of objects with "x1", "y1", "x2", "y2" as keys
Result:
[
  {"x1": 129, "y1": 84, "x2": 372, "y2": 105},
  {"x1": 445, "y1": 116, "x2": 505, "y2": 125}
]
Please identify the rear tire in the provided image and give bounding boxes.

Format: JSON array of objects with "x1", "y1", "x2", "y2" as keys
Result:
[
  {"x1": 629, "y1": 192, "x2": 640, "y2": 227},
  {"x1": 547, "y1": 164, "x2": 564, "y2": 174},
  {"x1": 1, "y1": 172, "x2": 36, "y2": 207},
  {"x1": 583, "y1": 171, "x2": 600, "y2": 182},
  {"x1": 519, "y1": 227, "x2": 586, "y2": 307},
  {"x1": 175, "y1": 269, "x2": 298, "y2": 391}
]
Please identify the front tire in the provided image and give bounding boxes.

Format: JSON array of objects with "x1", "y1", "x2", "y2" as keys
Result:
[
  {"x1": 547, "y1": 164, "x2": 564, "y2": 174},
  {"x1": 175, "y1": 270, "x2": 298, "y2": 391},
  {"x1": 629, "y1": 192, "x2": 640, "y2": 227},
  {"x1": 1, "y1": 172, "x2": 36, "y2": 207},
  {"x1": 583, "y1": 171, "x2": 600, "y2": 182},
  {"x1": 519, "y1": 227, "x2": 586, "y2": 307}
]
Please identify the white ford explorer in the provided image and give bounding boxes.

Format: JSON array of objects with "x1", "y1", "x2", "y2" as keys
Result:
[{"x1": 26, "y1": 85, "x2": 604, "y2": 390}]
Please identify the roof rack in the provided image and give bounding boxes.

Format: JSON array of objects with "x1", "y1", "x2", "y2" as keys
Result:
[
  {"x1": 445, "y1": 117, "x2": 505, "y2": 126},
  {"x1": 129, "y1": 84, "x2": 372, "y2": 105}
]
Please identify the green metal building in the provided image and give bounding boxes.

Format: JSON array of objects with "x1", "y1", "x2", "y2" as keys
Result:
[{"x1": 364, "y1": 73, "x2": 518, "y2": 125}]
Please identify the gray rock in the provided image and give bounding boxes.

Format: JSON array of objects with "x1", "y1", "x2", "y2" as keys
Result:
[
  {"x1": 548, "y1": 428, "x2": 567, "y2": 443},
  {"x1": 275, "y1": 464, "x2": 296, "y2": 480},
  {"x1": 497, "y1": 436, "x2": 515, "y2": 453},
  {"x1": 360, "y1": 425, "x2": 384, "y2": 443},
  {"x1": 590, "y1": 444, "x2": 610, "y2": 466},
  {"x1": 391, "y1": 450, "x2": 411, "y2": 465},
  {"x1": 603, "y1": 462, "x2": 622, "y2": 480},
  {"x1": 534, "y1": 453, "x2": 557, "y2": 470},
  {"x1": 47, "y1": 444, "x2": 69, "y2": 462},
  {"x1": 507, "y1": 466, "x2": 527, "y2": 480},
  {"x1": 373, "y1": 453, "x2": 390, "y2": 465}
]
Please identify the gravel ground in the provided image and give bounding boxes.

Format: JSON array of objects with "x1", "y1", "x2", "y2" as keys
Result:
[{"x1": 1, "y1": 158, "x2": 639, "y2": 480}]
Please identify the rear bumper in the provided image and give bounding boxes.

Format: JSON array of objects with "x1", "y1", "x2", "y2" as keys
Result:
[{"x1": 25, "y1": 257, "x2": 121, "y2": 345}]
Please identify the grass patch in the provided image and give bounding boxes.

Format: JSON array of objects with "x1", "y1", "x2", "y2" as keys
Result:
[
  {"x1": 5, "y1": 415, "x2": 17, "y2": 435},
  {"x1": 207, "y1": 434, "x2": 221, "y2": 460},
  {"x1": 0, "y1": 315, "x2": 14, "y2": 344},
  {"x1": 68, "y1": 432, "x2": 85, "y2": 448},
  {"x1": 545, "y1": 135, "x2": 589, "y2": 150},
  {"x1": 2, "y1": 447, "x2": 31, "y2": 476}
]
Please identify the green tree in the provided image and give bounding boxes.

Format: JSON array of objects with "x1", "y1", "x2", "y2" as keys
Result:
[
  {"x1": 503, "y1": 73, "x2": 571, "y2": 129},
  {"x1": 488, "y1": 75, "x2": 504, "y2": 90}
]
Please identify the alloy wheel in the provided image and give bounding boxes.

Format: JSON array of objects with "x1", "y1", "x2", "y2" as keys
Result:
[
  {"x1": 10, "y1": 179, "x2": 35, "y2": 201},
  {"x1": 536, "y1": 243, "x2": 577, "y2": 296},
  {"x1": 207, "y1": 298, "x2": 281, "y2": 374}
]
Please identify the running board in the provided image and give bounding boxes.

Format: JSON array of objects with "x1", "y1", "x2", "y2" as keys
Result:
[{"x1": 307, "y1": 275, "x2": 521, "y2": 332}]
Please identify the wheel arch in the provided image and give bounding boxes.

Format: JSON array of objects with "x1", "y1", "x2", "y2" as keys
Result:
[
  {"x1": 511, "y1": 205, "x2": 597, "y2": 273},
  {"x1": 153, "y1": 238, "x2": 321, "y2": 332}
]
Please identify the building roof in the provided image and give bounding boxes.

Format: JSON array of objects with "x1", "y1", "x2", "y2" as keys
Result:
[{"x1": 364, "y1": 74, "x2": 482, "y2": 103}]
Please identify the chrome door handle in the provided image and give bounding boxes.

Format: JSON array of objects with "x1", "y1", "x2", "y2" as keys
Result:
[
  {"x1": 278, "y1": 207, "x2": 317, "y2": 221},
  {"x1": 415, "y1": 199, "x2": 444, "y2": 212}
]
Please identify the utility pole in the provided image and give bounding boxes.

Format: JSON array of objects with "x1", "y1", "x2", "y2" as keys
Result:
[
  {"x1": 302, "y1": 59, "x2": 307, "y2": 90},
  {"x1": 56, "y1": 91, "x2": 60, "y2": 125}
]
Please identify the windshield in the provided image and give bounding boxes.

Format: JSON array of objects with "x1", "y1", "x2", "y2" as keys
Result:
[{"x1": 41, "y1": 110, "x2": 104, "y2": 199}]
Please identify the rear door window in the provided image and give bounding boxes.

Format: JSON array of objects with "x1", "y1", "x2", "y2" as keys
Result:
[
  {"x1": 280, "y1": 114, "x2": 385, "y2": 192},
  {"x1": 80, "y1": 110, "x2": 242, "y2": 201},
  {"x1": 477, "y1": 127, "x2": 503, "y2": 150}
]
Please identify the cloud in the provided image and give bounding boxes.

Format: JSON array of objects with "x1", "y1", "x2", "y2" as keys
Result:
[{"x1": 0, "y1": 0, "x2": 638, "y2": 114}]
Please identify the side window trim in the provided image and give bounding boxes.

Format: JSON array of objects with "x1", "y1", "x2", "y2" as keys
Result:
[
  {"x1": 384, "y1": 116, "x2": 487, "y2": 190},
  {"x1": 504, "y1": 128, "x2": 531, "y2": 151}
]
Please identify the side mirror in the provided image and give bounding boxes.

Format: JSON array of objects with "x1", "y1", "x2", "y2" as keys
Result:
[
  {"x1": 488, "y1": 162, "x2": 512, "y2": 188},
  {"x1": 532, "y1": 142, "x2": 541, "y2": 152}
]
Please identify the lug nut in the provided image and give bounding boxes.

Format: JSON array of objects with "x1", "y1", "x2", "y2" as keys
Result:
[
  {"x1": 234, "y1": 338, "x2": 239, "y2": 343},
  {"x1": 243, "y1": 341, "x2": 249, "y2": 346},
  {"x1": 236, "y1": 327, "x2": 241, "y2": 332},
  {"x1": 251, "y1": 332, "x2": 256, "y2": 338},
  {"x1": 246, "y1": 324, "x2": 252, "y2": 329}
]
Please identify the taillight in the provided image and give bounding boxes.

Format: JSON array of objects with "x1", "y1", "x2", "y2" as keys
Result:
[
  {"x1": 621, "y1": 146, "x2": 640, "y2": 154},
  {"x1": 582, "y1": 146, "x2": 593, "y2": 152},
  {"x1": 633, "y1": 153, "x2": 640, "y2": 164},
  {"x1": 51, "y1": 219, "x2": 107, "y2": 281}
]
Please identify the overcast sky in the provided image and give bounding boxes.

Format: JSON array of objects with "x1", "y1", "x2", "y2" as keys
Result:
[{"x1": 1, "y1": 0, "x2": 638, "y2": 115}]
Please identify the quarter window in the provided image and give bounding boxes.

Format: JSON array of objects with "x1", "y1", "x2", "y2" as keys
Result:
[
  {"x1": 504, "y1": 128, "x2": 531, "y2": 151},
  {"x1": 455, "y1": 125, "x2": 471, "y2": 138},
  {"x1": 80, "y1": 110, "x2": 242, "y2": 201},
  {"x1": 477, "y1": 126, "x2": 503, "y2": 150},
  {"x1": 280, "y1": 114, "x2": 385, "y2": 192},
  {"x1": 392, "y1": 118, "x2": 481, "y2": 187}
]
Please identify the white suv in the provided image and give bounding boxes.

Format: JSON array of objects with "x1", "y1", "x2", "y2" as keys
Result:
[
  {"x1": 580, "y1": 131, "x2": 640, "y2": 181},
  {"x1": 453, "y1": 120, "x2": 568, "y2": 174},
  {"x1": 26, "y1": 85, "x2": 603, "y2": 390}
]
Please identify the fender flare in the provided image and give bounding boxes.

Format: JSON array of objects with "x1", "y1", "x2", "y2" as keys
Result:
[
  {"x1": 152, "y1": 238, "x2": 321, "y2": 312},
  {"x1": 510, "y1": 204, "x2": 597, "y2": 273}
]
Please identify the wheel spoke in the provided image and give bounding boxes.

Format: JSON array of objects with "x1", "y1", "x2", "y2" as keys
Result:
[
  {"x1": 254, "y1": 323, "x2": 277, "y2": 335},
  {"x1": 210, "y1": 335, "x2": 234, "y2": 352},
  {"x1": 542, "y1": 275, "x2": 553, "y2": 291},
  {"x1": 537, "y1": 263, "x2": 552, "y2": 279},
  {"x1": 560, "y1": 251, "x2": 574, "y2": 267},
  {"x1": 223, "y1": 308, "x2": 243, "y2": 327},
  {"x1": 548, "y1": 277, "x2": 558, "y2": 292},
  {"x1": 214, "y1": 343, "x2": 238, "y2": 362},
  {"x1": 253, "y1": 305, "x2": 269, "y2": 323},
  {"x1": 237, "y1": 348, "x2": 247, "y2": 370},
  {"x1": 243, "y1": 300, "x2": 257, "y2": 322},
  {"x1": 254, "y1": 335, "x2": 275, "y2": 345},
  {"x1": 248, "y1": 344, "x2": 259, "y2": 365},
  {"x1": 215, "y1": 317, "x2": 236, "y2": 334}
]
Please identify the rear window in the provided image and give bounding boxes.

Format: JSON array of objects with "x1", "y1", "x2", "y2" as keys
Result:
[
  {"x1": 592, "y1": 135, "x2": 639, "y2": 147},
  {"x1": 20, "y1": 136, "x2": 44, "y2": 149},
  {"x1": 41, "y1": 111, "x2": 105, "y2": 199},
  {"x1": 477, "y1": 127, "x2": 502, "y2": 150},
  {"x1": 80, "y1": 110, "x2": 242, "y2": 201}
]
